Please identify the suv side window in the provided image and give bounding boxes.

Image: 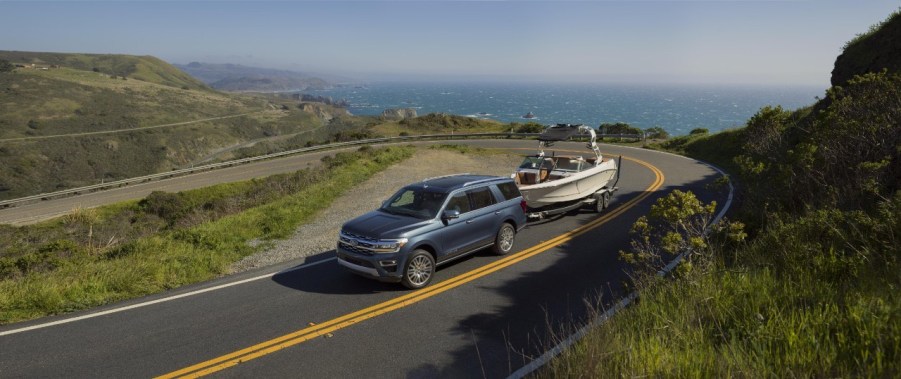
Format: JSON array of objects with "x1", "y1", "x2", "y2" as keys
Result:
[
  {"x1": 495, "y1": 181, "x2": 521, "y2": 201},
  {"x1": 446, "y1": 192, "x2": 471, "y2": 214},
  {"x1": 468, "y1": 187, "x2": 496, "y2": 210}
]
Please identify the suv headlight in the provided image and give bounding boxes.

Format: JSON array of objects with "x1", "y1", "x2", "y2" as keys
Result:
[{"x1": 371, "y1": 238, "x2": 408, "y2": 253}]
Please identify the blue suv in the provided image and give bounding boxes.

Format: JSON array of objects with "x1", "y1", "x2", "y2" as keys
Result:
[{"x1": 337, "y1": 174, "x2": 528, "y2": 289}]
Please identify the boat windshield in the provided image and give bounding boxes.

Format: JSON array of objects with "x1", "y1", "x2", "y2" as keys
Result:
[
  {"x1": 380, "y1": 187, "x2": 448, "y2": 219},
  {"x1": 554, "y1": 158, "x2": 582, "y2": 172},
  {"x1": 518, "y1": 157, "x2": 554, "y2": 170}
]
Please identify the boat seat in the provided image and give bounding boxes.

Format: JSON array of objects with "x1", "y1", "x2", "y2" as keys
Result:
[
  {"x1": 516, "y1": 172, "x2": 538, "y2": 185},
  {"x1": 539, "y1": 168, "x2": 550, "y2": 183}
]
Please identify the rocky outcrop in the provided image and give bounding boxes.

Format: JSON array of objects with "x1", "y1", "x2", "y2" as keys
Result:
[
  {"x1": 298, "y1": 102, "x2": 350, "y2": 122},
  {"x1": 295, "y1": 94, "x2": 348, "y2": 107},
  {"x1": 381, "y1": 108, "x2": 417, "y2": 120},
  {"x1": 832, "y1": 12, "x2": 901, "y2": 86}
]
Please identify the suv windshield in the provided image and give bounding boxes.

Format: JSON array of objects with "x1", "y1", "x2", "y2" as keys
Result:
[{"x1": 380, "y1": 187, "x2": 448, "y2": 219}]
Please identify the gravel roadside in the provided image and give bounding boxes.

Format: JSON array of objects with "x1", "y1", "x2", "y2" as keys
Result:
[{"x1": 228, "y1": 148, "x2": 523, "y2": 273}]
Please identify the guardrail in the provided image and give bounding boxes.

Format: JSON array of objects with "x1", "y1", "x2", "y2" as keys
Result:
[{"x1": 0, "y1": 132, "x2": 642, "y2": 210}]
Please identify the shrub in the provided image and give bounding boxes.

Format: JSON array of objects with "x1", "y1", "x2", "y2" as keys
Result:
[
  {"x1": 620, "y1": 190, "x2": 744, "y2": 280},
  {"x1": 0, "y1": 59, "x2": 13, "y2": 73},
  {"x1": 644, "y1": 126, "x2": 669, "y2": 139},
  {"x1": 513, "y1": 122, "x2": 546, "y2": 133},
  {"x1": 733, "y1": 71, "x2": 901, "y2": 221},
  {"x1": 599, "y1": 122, "x2": 642, "y2": 136},
  {"x1": 139, "y1": 191, "x2": 188, "y2": 225}
]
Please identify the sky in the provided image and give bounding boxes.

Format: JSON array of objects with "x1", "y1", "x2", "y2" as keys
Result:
[{"x1": 0, "y1": 1, "x2": 898, "y2": 87}]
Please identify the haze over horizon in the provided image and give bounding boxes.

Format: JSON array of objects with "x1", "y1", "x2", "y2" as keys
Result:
[{"x1": 1, "y1": 1, "x2": 898, "y2": 87}]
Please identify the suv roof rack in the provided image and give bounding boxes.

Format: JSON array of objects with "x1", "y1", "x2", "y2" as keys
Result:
[
  {"x1": 421, "y1": 173, "x2": 471, "y2": 182},
  {"x1": 460, "y1": 177, "x2": 504, "y2": 188}
]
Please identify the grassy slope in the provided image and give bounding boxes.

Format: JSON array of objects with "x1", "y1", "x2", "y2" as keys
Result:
[
  {"x1": 0, "y1": 52, "x2": 334, "y2": 199},
  {"x1": 0, "y1": 51, "x2": 209, "y2": 91},
  {"x1": 0, "y1": 146, "x2": 415, "y2": 324}
]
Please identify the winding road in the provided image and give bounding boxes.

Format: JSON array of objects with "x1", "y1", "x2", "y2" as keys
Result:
[{"x1": 0, "y1": 140, "x2": 729, "y2": 378}]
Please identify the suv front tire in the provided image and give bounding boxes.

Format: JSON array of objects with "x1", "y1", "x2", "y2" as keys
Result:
[{"x1": 401, "y1": 250, "x2": 435, "y2": 289}]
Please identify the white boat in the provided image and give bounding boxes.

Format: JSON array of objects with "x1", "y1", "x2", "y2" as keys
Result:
[{"x1": 513, "y1": 124, "x2": 618, "y2": 209}]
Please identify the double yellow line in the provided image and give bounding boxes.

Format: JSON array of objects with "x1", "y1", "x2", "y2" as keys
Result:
[{"x1": 157, "y1": 156, "x2": 664, "y2": 379}]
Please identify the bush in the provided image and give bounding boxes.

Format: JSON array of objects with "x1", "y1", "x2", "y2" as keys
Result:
[
  {"x1": 0, "y1": 59, "x2": 14, "y2": 73},
  {"x1": 139, "y1": 191, "x2": 188, "y2": 225},
  {"x1": 644, "y1": 126, "x2": 669, "y2": 139},
  {"x1": 620, "y1": 190, "x2": 743, "y2": 279},
  {"x1": 734, "y1": 71, "x2": 901, "y2": 220},
  {"x1": 599, "y1": 122, "x2": 641, "y2": 136},
  {"x1": 689, "y1": 128, "x2": 708, "y2": 135},
  {"x1": 512, "y1": 122, "x2": 546, "y2": 133}
]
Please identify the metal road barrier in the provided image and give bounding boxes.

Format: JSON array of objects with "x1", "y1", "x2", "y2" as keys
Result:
[{"x1": 0, "y1": 132, "x2": 641, "y2": 209}]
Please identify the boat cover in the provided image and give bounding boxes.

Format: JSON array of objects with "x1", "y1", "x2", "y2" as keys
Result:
[{"x1": 538, "y1": 124, "x2": 587, "y2": 142}]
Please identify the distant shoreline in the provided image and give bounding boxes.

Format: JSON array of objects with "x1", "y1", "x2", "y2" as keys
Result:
[{"x1": 305, "y1": 82, "x2": 822, "y2": 136}]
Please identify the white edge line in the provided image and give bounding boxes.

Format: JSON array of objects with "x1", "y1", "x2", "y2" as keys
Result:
[
  {"x1": 0, "y1": 257, "x2": 336, "y2": 337},
  {"x1": 508, "y1": 157, "x2": 734, "y2": 379}
]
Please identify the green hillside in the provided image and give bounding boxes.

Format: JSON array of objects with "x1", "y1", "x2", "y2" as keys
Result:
[
  {"x1": 543, "y1": 10, "x2": 901, "y2": 377},
  {"x1": 0, "y1": 51, "x2": 208, "y2": 91},
  {"x1": 0, "y1": 51, "x2": 347, "y2": 199}
]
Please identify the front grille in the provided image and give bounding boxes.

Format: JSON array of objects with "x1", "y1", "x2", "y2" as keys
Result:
[
  {"x1": 338, "y1": 230, "x2": 382, "y2": 255},
  {"x1": 339, "y1": 241, "x2": 374, "y2": 256},
  {"x1": 341, "y1": 231, "x2": 369, "y2": 240}
]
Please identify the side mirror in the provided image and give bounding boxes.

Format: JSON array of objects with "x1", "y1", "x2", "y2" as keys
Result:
[{"x1": 441, "y1": 209, "x2": 460, "y2": 220}]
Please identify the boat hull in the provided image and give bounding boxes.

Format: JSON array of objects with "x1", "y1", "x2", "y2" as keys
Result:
[{"x1": 517, "y1": 160, "x2": 617, "y2": 209}]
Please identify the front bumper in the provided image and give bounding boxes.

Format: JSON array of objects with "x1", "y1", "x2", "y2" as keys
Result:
[{"x1": 336, "y1": 247, "x2": 405, "y2": 283}]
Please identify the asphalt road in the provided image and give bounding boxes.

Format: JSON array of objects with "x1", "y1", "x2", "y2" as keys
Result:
[{"x1": 0, "y1": 140, "x2": 729, "y2": 378}]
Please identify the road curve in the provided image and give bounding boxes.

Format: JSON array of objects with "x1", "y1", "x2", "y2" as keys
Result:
[{"x1": 0, "y1": 140, "x2": 729, "y2": 378}]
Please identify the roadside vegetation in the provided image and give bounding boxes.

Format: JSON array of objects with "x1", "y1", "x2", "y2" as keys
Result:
[
  {"x1": 370, "y1": 112, "x2": 509, "y2": 136},
  {"x1": 540, "y1": 12, "x2": 901, "y2": 377},
  {"x1": 0, "y1": 146, "x2": 414, "y2": 324}
]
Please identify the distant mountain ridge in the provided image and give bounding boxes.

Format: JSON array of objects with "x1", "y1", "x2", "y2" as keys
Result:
[{"x1": 174, "y1": 62, "x2": 331, "y2": 92}]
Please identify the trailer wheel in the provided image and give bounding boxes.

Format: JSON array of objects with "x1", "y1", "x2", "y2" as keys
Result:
[{"x1": 593, "y1": 191, "x2": 610, "y2": 213}]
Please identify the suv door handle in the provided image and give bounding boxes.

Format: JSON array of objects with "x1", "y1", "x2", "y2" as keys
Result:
[
  {"x1": 495, "y1": 211, "x2": 501, "y2": 215},
  {"x1": 466, "y1": 220, "x2": 474, "y2": 224}
]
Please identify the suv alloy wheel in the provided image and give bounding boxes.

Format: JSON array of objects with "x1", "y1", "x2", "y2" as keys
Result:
[
  {"x1": 401, "y1": 250, "x2": 435, "y2": 289},
  {"x1": 491, "y1": 223, "x2": 516, "y2": 255}
]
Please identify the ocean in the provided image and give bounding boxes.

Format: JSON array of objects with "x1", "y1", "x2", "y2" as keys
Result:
[{"x1": 309, "y1": 82, "x2": 823, "y2": 136}]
